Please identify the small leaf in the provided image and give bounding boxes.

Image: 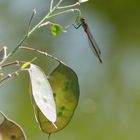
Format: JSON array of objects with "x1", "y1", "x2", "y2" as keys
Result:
[
  {"x1": 51, "y1": 24, "x2": 65, "y2": 36},
  {"x1": 0, "y1": 112, "x2": 27, "y2": 140},
  {"x1": 79, "y1": 0, "x2": 88, "y2": 3},
  {"x1": 28, "y1": 64, "x2": 57, "y2": 127},
  {"x1": 0, "y1": 46, "x2": 8, "y2": 65},
  {"x1": 35, "y1": 63, "x2": 79, "y2": 134}
]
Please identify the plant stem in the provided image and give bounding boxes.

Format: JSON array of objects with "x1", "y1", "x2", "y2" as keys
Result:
[
  {"x1": 47, "y1": 9, "x2": 75, "y2": 19},
  {"x1": 6, "y1": 0, "x2": 81, "y2": 63},
  {"x1": 57, "y1": 2, "x2": 80, "y2": 9},
  {"x1": 27, "y1": 9, "x2": 36, "y2": 33},
  {"x1": 0, "y1": 71, "x2": 19, "y2": 86},
  {"x1": 1, "y1": 61, "x2": 21, "y2": 68},
  {"x1": 19, "y1": 46, "x2": 61, "y2": 63},
  {"x1": 7, "y1": 0, "x2": 63, "y2": 60},
  {"x1": 28, "y1": 0, "x2": 63, "y2": 36},
  {"x1": 50, "y1": 0, "x2": 54, "y2": 11},
  {"x1": 7, "y1": 35, "x2": 28, "y2": 59}
]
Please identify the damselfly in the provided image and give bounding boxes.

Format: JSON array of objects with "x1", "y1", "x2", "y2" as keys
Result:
[{"x1": 73, "y1": 18, "x2": 102, "y2": 63}]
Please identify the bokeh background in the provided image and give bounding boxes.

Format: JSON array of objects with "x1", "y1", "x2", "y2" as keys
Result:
[{"x1": 0, "y1": 0, "x2": 140, "y2": 139}]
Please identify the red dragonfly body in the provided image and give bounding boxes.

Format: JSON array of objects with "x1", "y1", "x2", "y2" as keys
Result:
[{"x1": 74, "y1": 18, "x2": 102, "y2": 63}]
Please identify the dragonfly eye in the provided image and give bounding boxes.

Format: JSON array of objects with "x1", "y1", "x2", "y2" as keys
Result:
[{"x1": 80, "y1": 18, "x2": 85, "y2": 22}]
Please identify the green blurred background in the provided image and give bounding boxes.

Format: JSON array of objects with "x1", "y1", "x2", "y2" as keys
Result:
[{"x1": 0, "y1": 0, "x2": 140, "y2": 139}]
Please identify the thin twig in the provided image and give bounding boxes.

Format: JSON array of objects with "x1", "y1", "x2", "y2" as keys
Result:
[
  {"x1": 28, "y1": 0, "x2": 63, "y2": 36},
  {"x1": 7, "y1": 9, "x2": 37, "y2": 59},
  {"x1": 0, "y1": 71, "x2": 19, "y2": 86},
  {"x1": 5, "y1": 0, "x2": 80, "y2": 64},
  {"x1": 27, "y1": 9, "x2": 36, "y2": 34},
  {"x1": 57, "y1": 2, "x2": 80, "y2": 9},
  {"x1": 5, "y1": 0, "x2": 64, "y2": 62},
  {"x1": 0, "y1": 60, "x2": 30, "y2": 86},
  {"x1": 1, "y1": 60, "x2": 27, "y2": 69},
  {"x1": 1, "y1": 61, "x2": 21, "y2": 68},
  {"x1": 19, "y1": 46, "x2": 62, "y2": 63},
  {"x1": 50, "y1": 0, "x2": 54, "y2": 11},
  {"x1": 47, "y1": 8, "x2": 81, "y2": 20},
  {"x1": 7, "y1": 35, "x2": 28, "y2": 59}
]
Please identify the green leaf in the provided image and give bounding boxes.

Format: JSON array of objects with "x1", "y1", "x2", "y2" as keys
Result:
[
  {"x1": 51, "y1": 24, "x2": 65, "y2": 36},
  {"x1": 0, "y1": 112, "x2": 27, "y2": 140},
  {"x1": 34, "y1": 63, "x2": 80, "y2": 134},
  {"x1": 28, "y1": 64, "x2": 57, "y2": 128}
]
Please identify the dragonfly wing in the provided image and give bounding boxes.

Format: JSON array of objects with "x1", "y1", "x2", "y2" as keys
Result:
[
  {"x1": 85, "y1": 27, "x2": 102, "y2": 63},
  {"x1": 86, "y1": 27, "x2": 101, "y2": 56}
]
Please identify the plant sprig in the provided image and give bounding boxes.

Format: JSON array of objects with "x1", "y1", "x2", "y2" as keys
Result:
[
  {"x1": 0, "y1": 0, "x2": 89, "y2": 85},
  {"x1": 6, "y1": 0, "x2": 81, "y2": 61}
]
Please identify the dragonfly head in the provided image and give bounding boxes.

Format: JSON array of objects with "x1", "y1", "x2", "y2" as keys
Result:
[{"x1": 80, "y1": 18, "x2": 85, "y2": 23}]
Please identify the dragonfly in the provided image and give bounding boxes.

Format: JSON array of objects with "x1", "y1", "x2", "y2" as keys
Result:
[{"x1": 73, "y1": 18, "x2": 102, "y2": 63}]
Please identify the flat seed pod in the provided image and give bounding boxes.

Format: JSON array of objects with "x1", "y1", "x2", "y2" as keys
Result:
[
  {"x1": 0, "y1": 112, "x2": 27, "y2": 140},
  {"x1": 35, "y1": 63, "x2": 79, "y2": 134},
  {"x1": 28, "y1": 64, "x2": 57, "y2": 127}
]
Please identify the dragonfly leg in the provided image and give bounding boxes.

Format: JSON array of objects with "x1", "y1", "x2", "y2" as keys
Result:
[{"x1": 73, "y1": 22, "x2": 82, "y2": 29}]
